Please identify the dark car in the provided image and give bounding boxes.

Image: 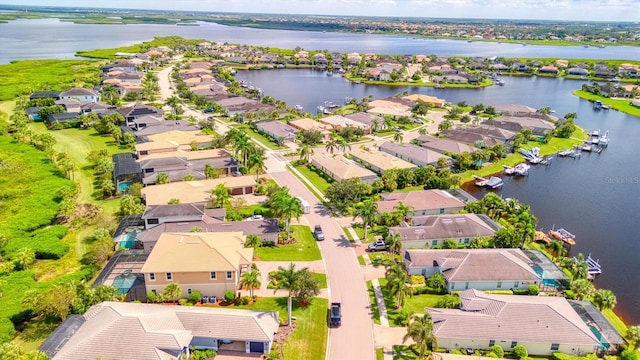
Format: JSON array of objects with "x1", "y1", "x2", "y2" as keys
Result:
[
  {"x1": 314, "y1": 225, "x2": 325, "y2": 241},
  {"x1": 203, "y1": 108, "x2": 214, "y2": 113}
]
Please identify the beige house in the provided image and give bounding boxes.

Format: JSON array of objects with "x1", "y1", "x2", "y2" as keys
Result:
[
  {"x1": 141, "y1": 232, "x2": 252, "y2": 300},
  {"x1": 348, "y1": 146, "x2": 416, "y2": 175},
  {"x1": 376, "y1": 189, "x2": 470, "y2": 215},
  {"x1": 403, "y1": 94, "x2": 446, "y2": 108},
  {"x1": 137, "y1": 148, "x2": 233, "y2": 162},
  {"x1": 311, "y1": 151, "x2": 378, "y2": 183},
  {"x1": 146, "y1": 130, "x2": 214, "y2": 149},
  {"x1": 289, "y1": 118, "x2": 332, "y2": 140},
  {"x1": 319, "y1": 115, "x2": 371, "y2": 134},
  {"x1": 141, "y1": 176, "x2": 256, "y2": 205},
  {"x1": 41, "y1": 302, "x2": 279, "y2": 358},
  {"x1": 135, "y1": 141, "x2": 181, "y2": 157}
]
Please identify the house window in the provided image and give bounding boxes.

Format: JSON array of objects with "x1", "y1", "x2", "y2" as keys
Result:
[
  {"x1": 497, "y1": 281, "x2": 502, "y2": 288},
  {"x1": 140, "y1": 150, "x2": 148, "y2": 155},
  {"x1": 511, "y1": 341, "x2": 517, "y2": 348},
  {"x1": 187, "y1": 288, "x2": 192, "y2": 295},
  {"x1": 514, "y1": 282, "x2": 519, "y2": 288},
  {"x1": 226, "y1": 271, "x2": 233, "y2": 280},
  {"x1": 149, "y1": 273, "x2": 155, "y2": 281},
  {"x1": 465, "y1": 282, "x2": 469, "y2": 290},
  {"x1": 551, "y1": 344, "x2": 559, "y2": 351},
  {"x1": 151, "y1": 289, "x2": 157, "y2": 295},
  {"x1": 489, "y1": 340, "x2": 496, "y2": 347},
  {"x1": 464, "y1": 238, "x2": 470, "y2": 244},
  {"x1": 144, "y1": 168, "x2": 154, "y2": 173},
  {"x1": 147, "y1": 218, "x2": 159, "y2": 225},
  {"x1": 166, "y1": 273, "x2": 173, "y2": 281},
  {"x1": 439, "y1": 208, "x2": 445, "y2": 214},
  {"x1": 210, "y1": 272, "x2": 217, "y2": 280},
  {"x1": 432, "y1": 240, "x2": 438, "y2": 246}
]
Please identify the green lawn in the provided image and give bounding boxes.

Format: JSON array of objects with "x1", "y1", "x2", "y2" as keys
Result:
[
  {"x1": 294, "y1": 164, "x2": 333, "y2": 193},
  {"x1": 232, "y1": 297, "x2": 328, "y2": 360},
  {"x1": 288, "y1": 164, "x2": 326, "y2": 201},
  {"x1": 367, "y1": 280, "x2": 381, "y2": 324},
  {"x1": 602, "y1": 308, "x2": 628, "y2": 336},
  {"x1": 376, "y1": 347, "x2": 385, "y2": 360},
  {"x1": 573, "y1": 90, "x2": 640, "y2": 118},
  {"x1": 351, "y1": 224, "x2": 387, "y2": 243},
  {"x1": 254, "y1": 225, "x2": 322, "y2": 261},
  {"x1": 235, "y1": 124, "x2": 287, "y2": 150},
  {"x1": 377, "y1": 278, "x2": 442, "y2": 327},
  {"x1": 313, "y1": 273, "x2": 328, "y2": 288}
]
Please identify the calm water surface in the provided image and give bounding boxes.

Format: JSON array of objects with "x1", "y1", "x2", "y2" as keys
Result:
[
  {"x1": 1, "y1": 18, "x2": 639, "y2": 64},
  {"x1": 236, "y1": 69, "x2": 640, "y2": 324}
]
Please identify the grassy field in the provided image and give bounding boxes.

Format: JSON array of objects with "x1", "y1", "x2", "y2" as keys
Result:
[
  {"x1": 294, "y1": 164, "x2": 333, "y2": 193},
  {"x1": 254, "y1": 225, "x2": 322, "y2": 261},
  {"x1": 0, "y1": 59, "x2": 103, "y2": 101},
  {"x1": 233, "y1": 297, "x2": 328, "y2": 360},
  {"x1": 573, "y1": 90, "x2": 640, "y2": 118}
]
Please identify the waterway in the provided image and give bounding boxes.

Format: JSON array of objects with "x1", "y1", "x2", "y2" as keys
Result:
[
  {"x1": 1, "y1": 18, "x2": 639, "y2": 64},
  {"x1": 1, "y1": 17, "x2": 638, "y2": 324},
  {"x1": 235, "y1": 69, "x2": 640, "y2": 324}
]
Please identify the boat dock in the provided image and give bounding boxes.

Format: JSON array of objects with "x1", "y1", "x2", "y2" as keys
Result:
[
  {"x1": 549, "y1": 227, "x2": 576, "y2": 245},
  {"x1": 585, "y1": 253, "x2": 602, "y2": 276},
  {"x1": 473, "y1": 175, "x2": 503, "y2": 189}
]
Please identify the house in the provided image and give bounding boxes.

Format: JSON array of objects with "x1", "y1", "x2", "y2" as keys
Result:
[
  {"x1": 426, "y1": 289, "x2": 601, "y2": 356},
  {"x1": 80, "y1": 101, "x2": 114, "y2": 115},
  {"x1": 135, "y1": 141, "x2": 180, "y2": 157},
  {"x1": 403, "y1": 248, "x2": 539, "y2": 291},
  {"x1": 142, "y1": 202, "x2": 210, "y2": 228},
  {"x1": 319, "y1": 115, "x2": 371, "y2": 134},
  {"x1": 310, "y1": 150, "x2": 378, "y2": 184},
  {"x1": 59, "y1": 87, "x2": 100, "y2": 102},
  {"x1": 118, "y1": 103, "x2": 164, "y2": 124},
  {"x1": 414, "y1": 135, "x2": 478, "y2": 155},
  {"x1": 492, "y1": 104, "x2": 538, "y2": 116},
  {"x1": 482, "y1": 116, "x2": 555, "y2": 136},
  {"x1": 348, "y1": 147, "x2": 416, "y2": 175},
  {"x1": 538, "y1": 65, "x2": 559, "y2": 75},
  {"x1": 141, "y1": 176, "x2": 257, "y2": 205},
  {"x1": 139, "y1": 153, "x2": 240, "y2": 185},
  {"x1": 112, "y1": 153, "x2": 142, "y2": 191},
  {"x1": 376, "y1": 189, "x2": 472, "y2": 216},
  {"x1": 30, "y1": 91, "x2": 60, "y2": 100},
  {"x1": 254, "y1": 120, "x2": 298, "y2": 143},
  {"x1": 145, "y1": 130, "x2": 214, "y2": 149},
  {"x1": 344, "y1": 112, "x2": 387, "y2": 131},
  {"x1": 403, "y1": 94, "x2": 446, "y2": 108},
  {"x1": 46, "y1": 112, "x2": 80, "y2": 127},
  {"x1": 137, "y1": 217, "x2": 281, "y2": 250},
  {"x1": 389, "y1": 213, "x2": 498, "y2": 248},
  {"x1": 567, "y1": 67, "x2": 589, "y2": 76},
  {"x1": 441, "y1": 126, "x2": 515, "y2": 147},
  {"x1": 55, "y1": 98, "x2": 82, "y2": 113},
  {"x1": 379, "y1": 141, "x2": 451, "y2": 167},
  {"x1": 39, "y1": 302, "x2": 279, "y2": 359},
  {"x1": 141, "y1": 232, "x2": 252, "y2": 299},
  {"x1": 289, "y1": 118, "x2": 332, "y2": 140}
]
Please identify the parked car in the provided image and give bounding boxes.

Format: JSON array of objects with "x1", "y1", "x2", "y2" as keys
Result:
[
  {"x1": 314, "y1": 225, "x2": 325, "y2": 241},
  {"x1": 367, "y1": 240, "x2": 389, "y2": 252},
  {"x1": 231, "y1": 171, "x2": 242, "y2": 177},
  {"x1": 247, "y1": 214, "x2": 263, "y2": 221},
  {"x1": 203, "y1": 108, "x2": 214, "y2": 113},
  {"x1": 393, "y1": 126, "x2": 402, "y2": 131},
  {"x1": 328, "y1": 302, "x2": 341, "y2": 327}
]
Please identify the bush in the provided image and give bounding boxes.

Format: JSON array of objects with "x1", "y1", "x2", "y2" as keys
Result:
[
  {"x1": 620, "y1": 350, "x2": 639, "y2": 360},
  {"x1": 191, "y1": 349, "x2": 218, "y2": 360},
  {"x1": 0, "y1": 318, "x2": 16, "y2": 344},
  {"x1": 527, "y1": 284, "x2": 540, "y2": 295},
  {"x1": 189, "y1": 290, "x2": 201, "y2": 304},
  {"x1": 410, "y1": 275, "x2": 426, "y2": 285},
  {"x1": 147, "y1": 291, "x2": 158, "y2": 303},
  {"x1": 238, "y1": 296, "x2": 251, "y2": 305},
  {"x1": 178, "y1": 298, "x2": 189, "y2": 306},
  {"x1": 490, "y1": 344, "x2": 504, "y2": 358},
  {"x1": 396, "y1": 310, "x2": 410, "y2": 326},
  {"x1": 224, "y1": 290, "x2": 236, "y2": 303},
  {"x1": 512, "y1": 289, "x2": 529, "y2": 295},
  {"x1": 512, "y1": 345, "x2": 528, "y2": 359}
]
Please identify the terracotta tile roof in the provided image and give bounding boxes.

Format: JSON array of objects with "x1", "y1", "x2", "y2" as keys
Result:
[
  {"x1": 349, "y1": 147, "x2": 416, "y2": 172},
  {"x1": 141, "y1": 232, "x2": 252, "y2": 273},
  {"x1": 376, "y1": 189, "x2": 466, "y2": 213},
  {"x1": 310, "y1": 151, "x2": 378, "y2": 182},
  {"x1": 141, "y1": 176, "x2": 256, "y2": 205}
]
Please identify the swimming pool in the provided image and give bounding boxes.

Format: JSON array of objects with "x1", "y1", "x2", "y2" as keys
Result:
[
  {"x1": 117, "y1": 181, "x2": 131, "y2": 193},
  {"x1": 117, "y1": 228, "x2": 142, "y2": 249}
]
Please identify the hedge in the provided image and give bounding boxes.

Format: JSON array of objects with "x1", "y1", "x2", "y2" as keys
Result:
[
  {"x1": 552, "y1": 352, "x2": 598, "y2": 360},
  {"x1": 0, "y1": 318, "x2": 16, "y2": 344}
]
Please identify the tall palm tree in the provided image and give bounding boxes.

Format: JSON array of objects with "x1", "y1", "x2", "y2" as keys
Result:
[
  {"x1": 325, "y1": 137, "x2": 339, "y2": 154},
  {"x1": 338, "y1": 139, "x2": 351, "y2": 154},
  {"x1": 403, "y1": 313, "x2": 438, "y2": 359},
  {"x1": 592, "y1": 289, "x2": 617, "y2": 311},
  {"x1": 164, "y1": 96, "x2": 181, "y2": 119},
  {"x1": 269, "y1": 263, "x2": 299, "y2": 327},
  {"x1": 385, "y1": 266, "x2": 413, "y2": 309},
  {"x1": 211, "y1": 183, "x2": 231, "y2": 208},
  {"x1": 393, "y1": 131, "x2": 404, "y2": 143},
  {"x1": 548, "y1": 240, "x2": 567, "y2": 260},
  {"x1": 239, "y1": 264, "x2": 262, "y2": 298},
  {"x1": 386, "y1": 232, "x2": 402, "y2": 256},
  {"x1": 247, "y1": 153, "x2": 267, "y2": 182},
  {"x1": 271, "y1": 191, "x2": 303, "y2": 240},
  {"x1": 299, "y1": 143, "x2": 314, "y2": 163},
  {"x1": 354, "y1": 198, "x2": 379, "y2": 240}
]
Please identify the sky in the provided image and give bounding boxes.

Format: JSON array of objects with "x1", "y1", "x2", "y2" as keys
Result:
[{"x1": 3, "y1": 0, "x2": 640, "y2": 22}]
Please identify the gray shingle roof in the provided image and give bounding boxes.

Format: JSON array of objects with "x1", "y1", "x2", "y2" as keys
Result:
[
  {"x1": 389, "y1": 214, "x2": 498, "y2": 241},
  {"x1": 142, "y1": 203, "x2": 206, "y2": 219}
]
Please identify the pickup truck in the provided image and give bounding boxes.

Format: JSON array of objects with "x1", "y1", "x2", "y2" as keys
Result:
[
  {"x1": 328, "y1": 302, "x2": 341, "y2": 327},
  {"x1": 367, "y1": 240, "x2": 389, "y2": 252}
]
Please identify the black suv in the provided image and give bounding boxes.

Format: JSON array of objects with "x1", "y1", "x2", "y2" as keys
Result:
[{"x1": 314, "y1": 225, "x2": 325, "y2": 241}]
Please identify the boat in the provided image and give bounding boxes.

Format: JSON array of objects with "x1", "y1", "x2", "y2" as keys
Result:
[
  {"x1": 558, "y1": 149, "x2": 573, "y2": 157},
  {"x1": 581, "y1": 144, "x2": 592, "y2": 152},
  {"x1": 494, "y1": 78, "x2": 505, "y2": 86},
  {"x1": 474, "y1": 175, "x2": 503, "y2": 189},
  {"x1": 294, "y1": 104, "x2": 304, "y2": 113},
  {"x1": 549, "y1": 228, "x2": 576, "y2": 245},
  {"x1": 593, "y1": 100, "x2": 610, "y2": 110},
  {"x1": 514, "y1": 163, "x2": 530, "y2": 176},
  {"x1": 540, "y1": 156, "x2": 553, "y2": 165},
  {"x1": 599, "y1": 131, "x2": 610, "y2": 146},
  {"x1": 502, "y1": 165, "x2": 515, "y2": 175}
]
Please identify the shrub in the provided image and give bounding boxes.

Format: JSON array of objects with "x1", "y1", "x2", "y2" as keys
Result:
[
  {"x1": 451, "y1": 349, "x2": 463, "y2": 355},
  {"x1": 239, "y1": 296, "x2": 251, "y2": 305},
  {"x1": 410, "y1": 275, "x2": 426, "y2": 285},
  {"x1": 620, "y1": 350, "x2": 639, "y2": 360},
  {"x1": 189, "y1": 290, "x2": 201, "y2": 304},
  {"x1": 396, "y1": 310, "x2": 410, "y2": 326},
  {"x1": 485, "y1": 352, "x2": 498, "y2": 358},
  {"x1": 146, "y1": 291, "x2": 158, "y2": 303},
  {"x1": 490, "y1": 344, "x2": 504, "y2": 358},
  {"x1": 224, "y1": 290, "x2": 236, "y2": 303},
  {"x1": 0, "y1": 318, "x2": 16, "y2": 344},
  {"x1": 178, "y1": 298, "x2": 189, "y2": 306},
  {"x1": 527, "y1": 284, "x2": 540, "y2": 295},
  {"x1": 512, "y1": 345, "x2": 528, "y2": 359}
]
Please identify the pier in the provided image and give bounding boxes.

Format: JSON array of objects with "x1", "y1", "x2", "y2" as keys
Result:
[{"x1": 585, "y1": 253, "x2": 603, "y2": 276}]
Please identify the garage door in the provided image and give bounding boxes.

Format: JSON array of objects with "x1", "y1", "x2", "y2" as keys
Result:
[{"x1": 249, "y1": 342, "x2": 264, "y2": 352}]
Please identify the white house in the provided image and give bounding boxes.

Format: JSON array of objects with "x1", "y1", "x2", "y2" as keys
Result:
[{"x1": 59, "y1": 87, "x2": 101, "y2": 102}]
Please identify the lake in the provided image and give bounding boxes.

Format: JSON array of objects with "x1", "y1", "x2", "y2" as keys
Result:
[
  {"x1": 235, "y1": 69, "x2": 640, "y2": 325},
  {"x1": 1, "y1": 18, "x2": 640, "y2": 64}
]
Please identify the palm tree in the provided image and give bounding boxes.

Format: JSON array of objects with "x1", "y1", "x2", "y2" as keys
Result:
[
  {"x1": 386, "y1": 233, "x2": 402, "y2": 256},
  {"x1": 393, "y1": 131, "x2": 404, "y2": 143},
  {"x1": 164, "y1": 96, "x2": 181, "y2": 119},
  {"x1": 269, "y1": 263, "x2": 299, "y2": 327},
  {"x1": 271, "y1": 191, "x2": 303, "y2": 240},
  {"x1": 393, "y1": 202, "x2": 414, "y2": 222},
  {"x1": 247, "y1": 153, "x2": 267, "y2": 182},
  {"x1": 371, "y1": 117, "x2": 382, "y2": 132},
  {"x1": 571, "y1": 278, "x2": 594, "y2": 301},
  {"x1": 354, "y1": 198, "x2": 379, "y2": 240},
  {"x1": 211, "y1": 183, "x2": 231, "y2": 208},
  {"x1": 548, "y1": 240, "x2": 567, "y2": 260},
  {"x1": 239, "y1": 264, "x2": 262, "y2": 298},
  {"x1": 338, "y1": 139, "x2": 351, "y2": 154},
  {"x1": 299, "y1": 143, "x2": 314, "y2": 163},
  {"x1": 403, "y1": 313, "x2": 438, "y2": 359},
  {"x1": 592, "y1": 289, "x2": 617, "y2": 310},
  {"x1": 15, "y1": 247, "x2": 35, "y2": 270},
  {"x1": 385, "y1": 266, "x2": 413, "y2": 309},
  {"x1": 325, "y1": 137, "x2": 339, "y2": 154}
]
